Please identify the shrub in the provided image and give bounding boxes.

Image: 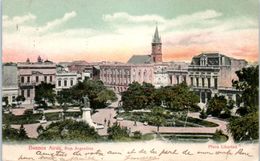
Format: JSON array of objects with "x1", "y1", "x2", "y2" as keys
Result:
[
  {"x1": 212, "y1": 129, "x2": 228, "y2": 142},
  {"x1": 133, "y1": 131, "x2": 142, "y2": 139},
  {"x1": 199, "y1": 109, "x2": 208, "y2": 119}
]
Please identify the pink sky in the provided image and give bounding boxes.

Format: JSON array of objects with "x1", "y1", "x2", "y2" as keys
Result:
[{"x1": 3, "y1": 10, "x2": 258, "y2": 63}]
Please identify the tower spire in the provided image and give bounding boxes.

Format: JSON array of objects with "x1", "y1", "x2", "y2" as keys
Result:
[
  {"x1": 152, "y1": 24, "x2": 161, "y2": 43},
  {"x1": 151, "y1": 24, "x2": 162, "y2": 63}
]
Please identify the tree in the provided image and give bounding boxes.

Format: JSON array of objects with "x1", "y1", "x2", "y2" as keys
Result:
[
  {"x1": 35, "y1": 82, "x2": 56, "y2": 108},
  {"x1": 121, "y1": 82, "x2": 156, "y2": 111},
  {"x1": 228, "y1": 112, "x2": 258, "y2": 142},
  {"x1": 232, "y1": 65, "x2": 259, "y2": 115},
  {"x1": 2, "y1": 123, "x2": 29, "y2": 141},
  {"x1": 18, "y1": 124, "x2": 29, "y2": 140},
  {"x1": 107, "y1": 122, "x2": 129, "y2": 140},
  {"x1": 148, "y1": 106, "x2": 167, "y2": 133},
  {"x1": 38, "y1": 119, "x2": 100, "y2": 141},
  {"x1": 227, "y1": 66, "x2": 259, "y2": 142},
  {"x1": 207, "y1": 95, "x2": 227, "y2": 117},
  {"x1": 16, "y1": 95, "x2": 25, "y2": 108},
  {"x1": 158, "y1": 83, "x2": 199, "y2": 111},
  {"x1": 2, "y1": 123, "x2": 19, "y2": 141},
  {"x1": 71, "y1": 80, "x2": 117, "y2": 109},
  {"x1": 56, "y1": 89, "x2": 73, "y2": 115}
]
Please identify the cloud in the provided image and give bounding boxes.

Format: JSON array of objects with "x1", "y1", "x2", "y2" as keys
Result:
[
  {"x1": 3, "y1": 13, "x2": 36, "y2": 28},
  {"x1": 38, "y1": 11, "x2": 77, "y2": 33},
  {"x1": 103, "y1": 12, "x2": 166, "y2": 24},
  {"x1": 3, "y1": 11, "x2": 77, "y2": 34}
]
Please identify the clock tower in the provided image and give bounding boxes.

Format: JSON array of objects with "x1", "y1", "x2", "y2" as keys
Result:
[{"x1": 151, "y1": 25, "x2": 162, "y2": 63}]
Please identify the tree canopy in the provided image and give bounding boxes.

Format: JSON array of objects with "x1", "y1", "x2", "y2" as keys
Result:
[
  {"x1": 3, "y1": 123, "x2": 29, "y2": 141},
  {"x1": 121, "y1": 82, "x2": 199, "y2": 112},
  {"x1": 228, "y1": 112, "x2": 258, "y2": 142},
  {"x1": 34, "y1": 82, "x2": 56, "y2": 108},
  {"x1": 70, "y1": 80, "x2": 117, "y2": 109},
  {"x1": 148, "y1": 106, "x2": 167, "y2": 132},
  {"x1": 228, "y1": 65, "x2": 259, "y2": 142},
  {"x1": 207, "y1": 95, "x2": 228, "y2": 117},
  {"x1": 121, "y1": 82, "x2": 156, "y2": 111},
  {"x1": 158, "y1": 83, "x2": 199, "y2": 111},
  {"x1": 38, "y1": 119, "x2": 100, "y2": 141},
  {"x1": 232, "y1": 65, "x2": 259, "y2": 115}
]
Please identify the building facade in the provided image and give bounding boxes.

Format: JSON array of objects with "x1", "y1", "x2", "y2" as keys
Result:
[
  {"x1": 153, "y1": 63, "x2": 169, "y2": 88},
  {"x1": 188, "y1": 53, "x2": 247, "y2": 104},
  {"x1": 2, "y1": 63, "x2": 19, "y2": 106},
  {"x1": 167, "y1": 62, "x2": 189, "y2": 86},
  {"x1": 99, "y1": 63, "x2": 154, "y2": 93},
  {"x1": 17, "y1": 57, "x2": 56, "y2": 104},
  {"x1": 56, "y1": 71, "x2": 78, "y2": 92}
]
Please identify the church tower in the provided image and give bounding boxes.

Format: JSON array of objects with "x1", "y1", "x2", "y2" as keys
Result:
[{"x1": 151, "y1": 25, "x2": 162, "y2": 63}]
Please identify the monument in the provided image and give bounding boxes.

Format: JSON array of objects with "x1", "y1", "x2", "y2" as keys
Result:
[{"x1": 81, "y1": 95, "x2": 104, "y2": 129}]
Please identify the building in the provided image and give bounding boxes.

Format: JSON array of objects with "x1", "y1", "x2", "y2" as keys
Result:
[
  {"x1": 56, "y1": 70, "x2": 78, "y2": 92},
  {"x1": 167, "y1": 62, "x2": 189, "y2": 85},
  {"x1": 100, "y1": 63, "x2": 154, "y2": 92},
  {"x1": 17, "y1": 56, "x2": 56, "y2": 104},
  {"x1": 2, "y1": 63, "x2": 19, "y2": 106},
  {"x1": 153, "y1": 63, "x2": 169, "y2": 88},
  {"x1": 188, "y1": 52, "x2": 247, "y2": 104}
]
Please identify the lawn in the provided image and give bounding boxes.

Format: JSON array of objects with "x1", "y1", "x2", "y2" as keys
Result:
[
  {"x1": 117, "y1": 112, "x2": 218, "y2": 127},
  {"x1": 3, "y1": 111, "x2": 82, "y2": 125}
]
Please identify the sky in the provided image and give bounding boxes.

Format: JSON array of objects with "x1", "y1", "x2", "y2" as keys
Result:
[{"x1": 3, "y1": 0, "x2": 259, "y2": 63}]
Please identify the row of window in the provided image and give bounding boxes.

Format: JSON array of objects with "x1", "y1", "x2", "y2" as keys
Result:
[
  {"x1": 57, "y1": 79, "x2": 74, "y2": 87},
  {"x1": 190, "y1": 77, "x2": 218, "y2": 89},
  {"x1": 21, "y1": 89, "x2": 31, "y2": 98},
  {"x1": 103, "y1": 74, "x2": 130, "y2": 78},
  {"x1": 21, "y1": 75, "x2": 53, "y2": 83},
  {"x1": 176, "y1": 75, "x2": 186, "y2": 84}
]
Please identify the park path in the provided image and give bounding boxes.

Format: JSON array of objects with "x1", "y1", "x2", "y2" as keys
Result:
[{"x1": 92, "y1": 109, "x2": 230, "y2": 137}]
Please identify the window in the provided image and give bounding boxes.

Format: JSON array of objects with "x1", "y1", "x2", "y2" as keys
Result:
[
  {"x1": 64, "y1": 80, "x2": 67, "y2": 87},
  {"x1": 208, "y1": 78, "x2": 211, "y2": 88},
  {"x1": 50, "y1": 76, "x2": 53, "y2": 82},
  {"x1": 214, "y1": 78, "x2": 218, "y2": 89},
  {"x1": 36, "y1": 76, "x2": 39, "y2": 82},
  {"x1": 70, "y1": 80, "x2": 73, "y2": 86},
  {"x1": 44, "y1": 76, "x2": 47, "y2": 82},
  {"x1": 196, "y1": 78, "x2": 199, "y2": 87},
  {"x1": 190, "y1": 77, "x2": 193, "y2": 86},
  {"x1": 27, "y1": 89, "x2": 30, "y2": 97},
  {"x1": 21, "y1": 77, "x2": 24, "y2": 83},
  {"x1": 12, "y1": 96, "x2": 16, "y2": 102},
  {"x1": 183, "y1": 76, "x2": 186, "y2": 83},
  {"x1": 21, "y1": 90, "x2": 24, "y2": 97},
  {"x1": 58, "y1": 80, "x2": 61, "y2": 87},
  {"x1": 202, "y1": 78, "x2": 205, "y2": 87},
  {"x1": 176, "y1": 76, "x2": 179, "y2": 84},
  {"x1": 27, "y1": 76, "x2": 30, "y2": 83}
]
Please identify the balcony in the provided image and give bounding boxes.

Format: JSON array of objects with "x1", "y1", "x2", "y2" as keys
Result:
[{"x1": 188, "y1": 66, "x2": 220, "y2": 72}]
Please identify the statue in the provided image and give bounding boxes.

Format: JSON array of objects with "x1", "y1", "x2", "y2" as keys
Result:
[{"x1": 83, "y1": 95, "x2": 90, "y2": 108}]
